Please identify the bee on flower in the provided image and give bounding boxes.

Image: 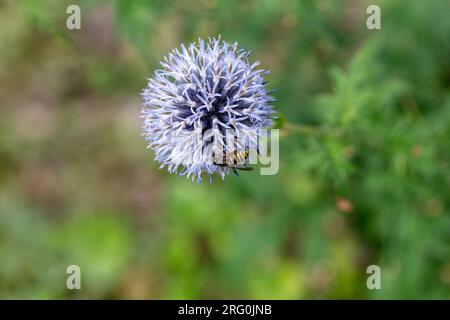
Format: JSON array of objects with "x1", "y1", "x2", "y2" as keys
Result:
[{"x1": 141, "y1": 37, "x2": 275, "y2": 182}]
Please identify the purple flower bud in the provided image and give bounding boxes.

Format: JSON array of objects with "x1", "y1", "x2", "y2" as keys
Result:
[{"x1": 141, "y1": 37, "x2": 275, "y2": 182}]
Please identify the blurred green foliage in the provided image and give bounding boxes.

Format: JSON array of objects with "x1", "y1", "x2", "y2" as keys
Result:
[{"x1": 0, "y1": 0, "x2": 449, "y2": 299}]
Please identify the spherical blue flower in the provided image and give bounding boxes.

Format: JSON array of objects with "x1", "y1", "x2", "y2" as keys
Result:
[{"x1": 141, "y1": 37, "x2": 275, "y2": 182}]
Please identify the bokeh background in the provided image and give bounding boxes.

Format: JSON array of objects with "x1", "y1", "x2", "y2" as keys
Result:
[{"x1": 0, "y1": 0, "x2": 449, "y2": 299}]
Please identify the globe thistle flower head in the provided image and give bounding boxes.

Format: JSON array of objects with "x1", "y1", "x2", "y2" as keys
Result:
[{"x1": 141, "y1": 37, "x2": 275, "y2": 182}]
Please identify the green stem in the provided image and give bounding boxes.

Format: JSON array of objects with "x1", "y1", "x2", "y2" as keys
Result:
[{"x1": 284, "y1": 122, "x2": 326, "y2": 136}]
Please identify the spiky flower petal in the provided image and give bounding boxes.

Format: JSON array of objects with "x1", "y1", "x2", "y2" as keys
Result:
[{"x1": 141, "y1": 37, "x2": 275, "y2": 182}]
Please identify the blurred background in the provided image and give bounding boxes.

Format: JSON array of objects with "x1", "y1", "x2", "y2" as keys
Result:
[{"x1": 0, "y1": 0, "x2": 449, "y2": 299}]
